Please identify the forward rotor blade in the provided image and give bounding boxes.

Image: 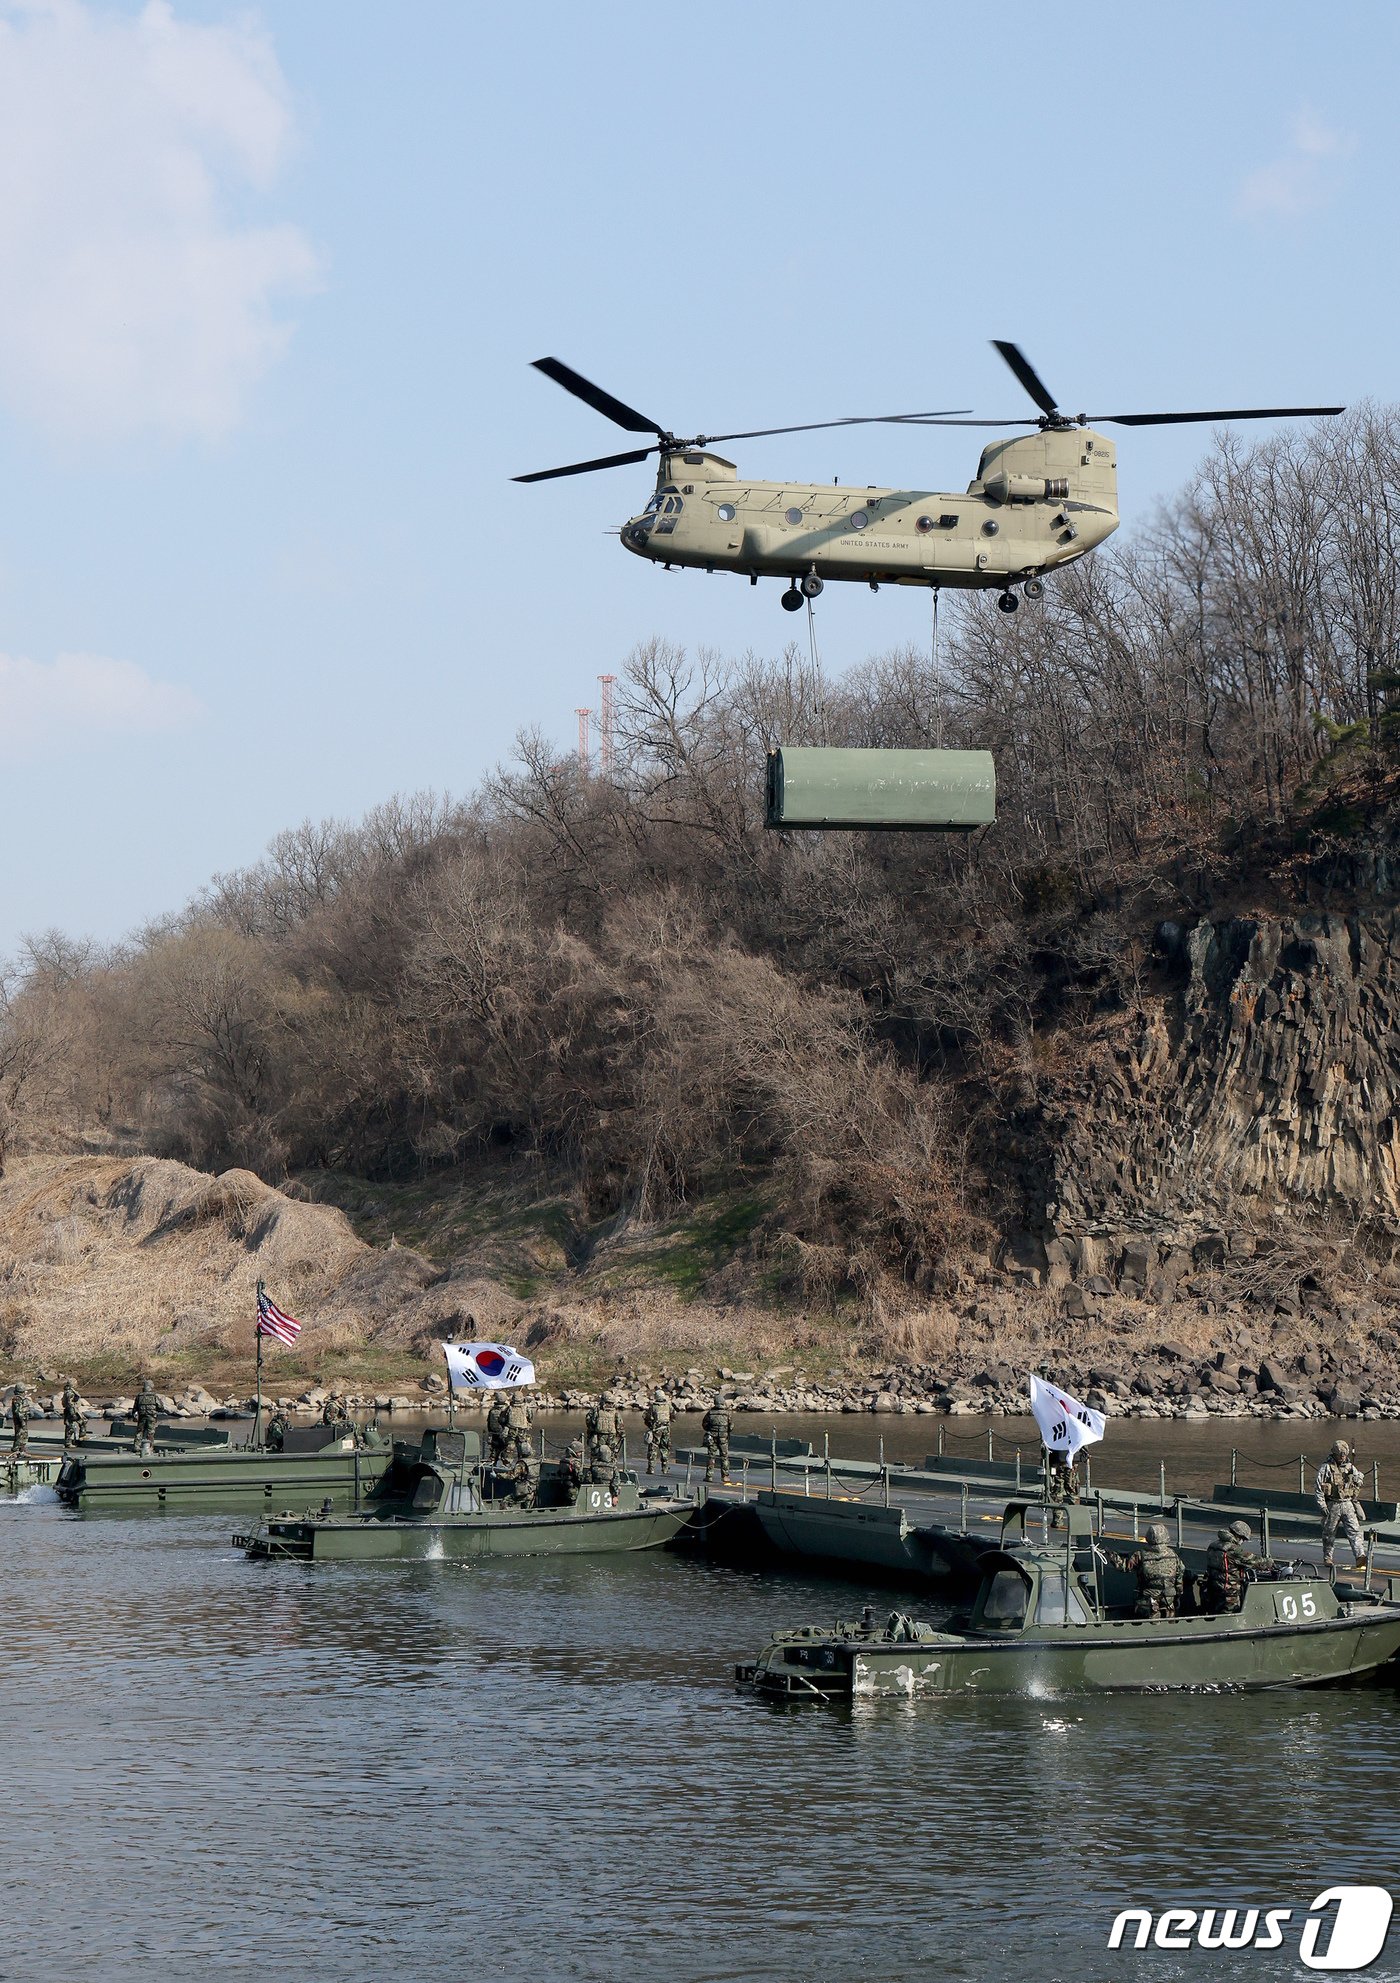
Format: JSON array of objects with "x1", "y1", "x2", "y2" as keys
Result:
[
  {"x1": 1093, "y1": 405, "x2": 1346, "y2": 427},
  {"x1": 992, "y1": 340, "x2": 1060, "y2": 419},
  {"x1": 892, "y1": 416, "x2": 1039, "y2": 428},
  {"x1": 704, "y1": 409, "x2": 972, "y2": 444},
  {"x1": 531, "y1": 358, "x2": 662, "y2": 435},
  {"x1": 513, "y1": 447, "x2": 655, "y2": 484}
]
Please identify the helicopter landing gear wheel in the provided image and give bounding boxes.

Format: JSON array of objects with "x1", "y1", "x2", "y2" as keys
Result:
[
  {"x1": 1023, "y1": 578, "x2": 1044, "y2": 601},
  {"x1": 801, "y1": 573, "x2": 823, "y2": 599},
  {"x1": 997, "y1": 591, "x2": 1019, "y2": 614},
  {"x1": 781, "y1": 585, "x2": 804, "y2": 612}
]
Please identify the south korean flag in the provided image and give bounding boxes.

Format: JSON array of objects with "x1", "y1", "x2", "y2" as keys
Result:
[
  {"x1": 1028, "y1": 1373, "x2": 1106, "y2": 1456},
  {"x1": 442, "y1": 1342, "x2": 537, "y2": 1392}
]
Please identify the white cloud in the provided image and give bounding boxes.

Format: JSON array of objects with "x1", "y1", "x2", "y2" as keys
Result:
[
  {"x1": 0, "y1": 0, "x2": 320, "y2": 443},
  {"x1": 1235, "y1": 111, "x2": 1356, "y2": 223},
  {"x1": 0, "y1": 650, "x2": 202, "y2": 751}
]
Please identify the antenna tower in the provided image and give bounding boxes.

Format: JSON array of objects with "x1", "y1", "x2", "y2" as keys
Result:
[
  {"x1": 597, "y1": 674, "x2": 616, "y2": 774},
  {"x1": 576, "y1": 707, "x2": 593, "y2": 770}
]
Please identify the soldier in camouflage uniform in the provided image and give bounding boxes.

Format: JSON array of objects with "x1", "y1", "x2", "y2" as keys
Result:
[
  {"x1": 1204, "y1": 1519, "x2": 1265, "y2": 1612},
  {"x1": 586, "y1": 1391, "x2": 623, "y2": 1470},
  {"x1": 702, "y1": 1394, "x2": 731, "y2": 1483},
  {"x1": 1045, "y1": 1450, "x2": 1080, "y2": 1505},
  {"x1": 642, "y1": 1388, "x2": 672, "y2": 1476},
  {"x1": 265, "y1": 1406, "x2": 288, "y2": 1454},
  {"x1": 558, "y1": 1438, "x2": 586, "y2": 1495},
  {"x1": 9, "y1": 1383, "x2": 30, "y2": 1457},
  {"x1": 61, "y1": 1379, "x2": 84, "y2": 1451},
  {"x1": 1108, "y1": 1522, "x2": 1185, "y2": 1618},
  {"x1": 131, "y1": 1379, "x2": 160, "y2": 1457},
  {"x1": 502, "y1": 1431, "x2": 540, "y2": 1508},
  {"x1": 321, "y1": 1390, "x2": 351, "y2": 1432},
  {"x1": 585, "y1": 1436, "x2": 623, "y2": 1497},
  {"x1": 506, "y1": 1388, "x2": 535, "y2": 1443},
  {"x1": 485, "y1": 1396, "x2": 512, "y2": 1465},
  {"x1": 1315, "y1": 1438, "x2": 1368, "y2": 1571}
]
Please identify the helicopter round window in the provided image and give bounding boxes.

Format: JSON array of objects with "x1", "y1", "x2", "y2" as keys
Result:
[
  {"x1": 916, "y1": 515, "x2": 935, "y2": 533},
  {"x1": 785, "y1": 506, "x2": 804, "y2": 525},
  {"x1": 850, "y1": 509, "x2": 869, "y2": 530},
  {"x1": 717, "y1": 502, "x2": 736, "y2": 522},
  {"x1": 982, "y1": 519, "x2": 999, "y2": 535}
]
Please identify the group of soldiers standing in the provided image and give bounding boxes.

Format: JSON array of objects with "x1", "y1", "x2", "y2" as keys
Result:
[
  {"x1": 474, "y1": 1383, "x2": 737, "y2": 1507},
  {"x1": 8, "y1": 1379, "x2": 104, "y2": 1457}
]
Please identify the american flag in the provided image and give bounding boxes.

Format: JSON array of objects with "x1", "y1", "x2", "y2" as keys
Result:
[{"x1": 257, "y1": 1286, "x2": 303, "y2": 1347}]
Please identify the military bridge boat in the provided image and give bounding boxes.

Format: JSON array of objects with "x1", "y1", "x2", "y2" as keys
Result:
[
  {"x1": 738, "y1": 1502, "x2": 1400, "y2": 1698},
  {"x1": 236, "y1": 1428, "x2": 696, "y2": 1560},
  {"x1": 55, "y1": 1421, "x2": 395, "y2": 1513}
]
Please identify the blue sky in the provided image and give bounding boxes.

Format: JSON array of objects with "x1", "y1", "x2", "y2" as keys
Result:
[{"x1": 0, "y1": 0, "x2": 1394, "y2": 957}]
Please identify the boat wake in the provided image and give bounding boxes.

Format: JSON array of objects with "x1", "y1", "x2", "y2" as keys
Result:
[{"x1": 7, "y1": 1484, "x2": 59, "y2": 1506}]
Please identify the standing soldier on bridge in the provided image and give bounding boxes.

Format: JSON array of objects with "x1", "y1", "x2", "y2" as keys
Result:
[
  {"x1": 702, "y1": 1393, "x2": 731, "y2": 1484},
  {"x1": 8, "y1": 1382, "x2": 30, "y2": 1457},
  {"x1": 61, "y1": 1379, "x2": 84, "y2": 1451},
  {"x1": 131, "y1": 1379, "x2": 160, "y2": 1457},
  {"x1": 643, "y1": 1388, "x2": 672, "y2": 1476},
  {"x1": 1316, "y1": 1439, "x2": 1369, "y2": 1573}
]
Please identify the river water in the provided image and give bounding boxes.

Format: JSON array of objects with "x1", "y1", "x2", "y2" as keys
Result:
[{"x1": 4, "y1": 1418, "x2": 1399, "y2": 1982}]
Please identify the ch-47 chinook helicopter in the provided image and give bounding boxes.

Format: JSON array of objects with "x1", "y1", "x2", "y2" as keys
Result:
[{"x1": 516, "y1": 343, "x2": 1342, "y2": 613}]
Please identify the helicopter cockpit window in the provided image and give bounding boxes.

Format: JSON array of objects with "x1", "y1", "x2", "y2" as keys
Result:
[{"x1": 643, "y1": 493, "x2": 661, "y2": 516}]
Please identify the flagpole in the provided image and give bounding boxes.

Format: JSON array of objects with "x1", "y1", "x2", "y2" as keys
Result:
[{"x1": 254, "y1": 1278, "x2": 264, "y2": 1450}]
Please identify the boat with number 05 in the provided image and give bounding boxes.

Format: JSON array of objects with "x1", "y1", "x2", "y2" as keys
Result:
[{"x1": 737, "y1": 1503, "x2": 1400, "y2": 1698}]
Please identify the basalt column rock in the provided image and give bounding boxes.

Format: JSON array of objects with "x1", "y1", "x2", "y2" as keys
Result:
[{"x1": 1046, "y1": 911, "x2": 1400, "y2": 1249}]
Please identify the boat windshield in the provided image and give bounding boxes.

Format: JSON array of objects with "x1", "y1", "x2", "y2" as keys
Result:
[
  {"x1": 1036, "y1": 1567, "x2": 1093, "y2": 1626},
  {"x1": 980, "y1": 1568, "x2": 1031, "y2": 1629}
]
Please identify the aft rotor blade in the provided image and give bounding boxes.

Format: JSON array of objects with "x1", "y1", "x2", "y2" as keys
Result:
[
  {"x1": 704, "y1": 409, "x2": 972, "y2": 444},
  {"x1": 893, "y1": 416, "x2": 1039, "y2": 428},
  {"x1": 513, "y1": 447, "x2": 656, "y2": 484},
  {"x1": 1093, "y1": 405, "x2": 1346, "y2": 427},
  {"x1": 992, "y1": 340, "x2": 1060, "y2": 419},
  {"x1": 531, "y1": 358, "x2": 662, "y2": 435}
]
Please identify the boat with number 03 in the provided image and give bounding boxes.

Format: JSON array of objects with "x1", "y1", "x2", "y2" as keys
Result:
[{"x1": 737, "y1": 1503, "x2": 1400, "y2": 1699}]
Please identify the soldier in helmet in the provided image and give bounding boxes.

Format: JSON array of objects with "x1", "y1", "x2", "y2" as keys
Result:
[
  {"x1": 702, "y1": 1392, "x2": 731, "y2": 1483},
  {"x1": 265, "y1": 1405, "x2": 289, "y2": 1454},
  {"x1": 485, "y1": 1394, "x2": 512, "y2": 1465},
  {"x1": 321, "y1": 1389, "x2": 351, "y2": 1433},
  {"x1": 558, "y1": 1438, "x2": 586, "y2": 1495},
  {"x1": 1108, "y1": 1522, "x2": 1185, "y2": 1618},
  {"x1": 60, "y1": 1379, "x2": 85, "y2": 1451},
  {"x1": 506, "y1": 1387, "x2": 535, "y2": 1442},
  {"x1": 586, "y1": 1390, "x2": 623, "y2": 1470},
  {"x1": 501, "y1": 1430, "x2": 540, "y2": 1509},
  {"x1": 586, "y1": 1435, "x2": 623, "y2": 1497},
  {"x1": 642, "y1": 1387, "x2": 672, "y2": 1476},
  {"x1": 8, "y1": 1382, "x2": 30, "y2": 1457},
  {"x1": 1204, "y1": 1519, "x2": 1265, "y2": 1612},
  {"x1": 129, "y1": 1378, "x2": 160, "y2": 1457},
  {"x1": 1315, "y1": 1438, "x2": 1368, "y2": 1573}
]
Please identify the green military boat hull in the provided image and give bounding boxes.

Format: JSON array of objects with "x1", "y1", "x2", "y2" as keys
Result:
[
  {"x1": 236, "y1": 1428, "x2": 695, "y2": 1560},
  {"x1": 55, "y1": 1428, "x2": 396, "y2": 1513},
  {"x1": 240, "y1": 1496, "x2": 693, "y2": 1561},
  {"x1": 739, "y1": 1500, "x2": 1400, "y2": 1698}
]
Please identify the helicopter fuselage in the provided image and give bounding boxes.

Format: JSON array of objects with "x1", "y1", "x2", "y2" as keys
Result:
[{"x1": 621, "y1": 427, "x2": 1119, "y2": 594}]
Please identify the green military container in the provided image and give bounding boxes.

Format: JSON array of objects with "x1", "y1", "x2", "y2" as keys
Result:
[{"x1": 765, "y1": 746, "x2": 996, "y2": 832}]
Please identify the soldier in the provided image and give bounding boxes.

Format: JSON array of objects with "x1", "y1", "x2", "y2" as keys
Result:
[
  {"x1": 506, "y1": 1387, "x2": 535, "y2": 1441},
  {"x1": 265, "y1": 1406, "x2": 289, "y2": 1455},
  {"x1": 1315, "y1": 1438, "x2": 1368, "y2": 1572},
  {"x1": 8, "y1": 1382, "x2": 30, "y2": 1457},
  {"x1": 558, "y1": 1438, "x2": 586, "y2": 1495},
  {"x1": 321, "y1": 1390, "x2": 351, "y2": 1431},
  {"x1": 485, "y1": 1395, "x2": 512, "y2": 1464},
  {"x1": 131, "y1": 1379, "x2": 160, "y2": 1457},
  {"x1": 642, "y1": 1387, "x2": 672, "y2": 1476},
  {"x1": 586, "y1": 1435, "x2": 623, "y2": 1497},
  {"x1": 502, "y1": 1432, "x2": 540, "y2": 1509},
  {"x1": 1045, "y1": 1450, "x2": 1080, "y2": 1505},
  {"x1": 60, "y1": 1379, "x2": 84, "y2": 1451},
  {"x1": 586, "y1": 1390, "x2": 623, "y2": 1468},
  {"x1": 702, "y1": 1392, "x2": 731, "y2": 1483},
  {"x1": 1204, "y1": 1519, "x2": 1264, "y2": 1612},
  {"x1": 1108, "y1": 1522, "x2": 1185, "y2": 1618}
]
